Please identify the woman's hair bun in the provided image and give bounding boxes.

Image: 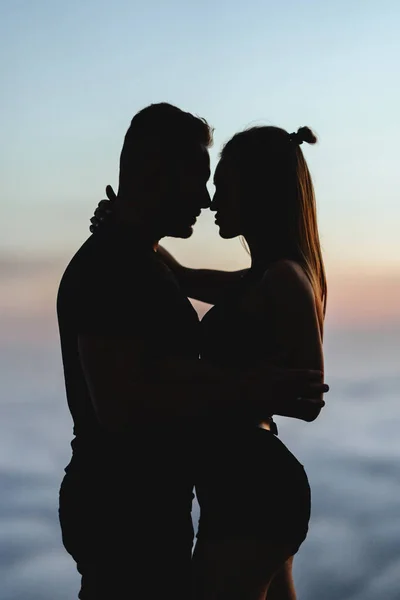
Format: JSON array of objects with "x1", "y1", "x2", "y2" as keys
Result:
[{"x1": 295, "y1": 126, "x2": 317, "y2": 145}]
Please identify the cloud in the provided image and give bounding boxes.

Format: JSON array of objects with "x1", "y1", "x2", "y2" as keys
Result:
[
  {"x1": 1, "y1": 346, "x2": 400, "y2": 599},
  {"x1": 1, "y1": 350, "x2": 395, "y2": 584}
]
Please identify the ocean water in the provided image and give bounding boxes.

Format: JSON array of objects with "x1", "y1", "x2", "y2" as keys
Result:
[{"x1": 0, "y1": 325, "x2": 399, "y2": 599}]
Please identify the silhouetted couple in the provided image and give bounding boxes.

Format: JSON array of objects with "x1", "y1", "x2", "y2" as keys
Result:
[{"x1": 57, "y1": 103, "x2": 328, "y2": 599}]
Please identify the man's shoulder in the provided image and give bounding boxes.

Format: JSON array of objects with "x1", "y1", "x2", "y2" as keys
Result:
[
  {"x1": 57, "y1": 232, "x2": 178, "y2": 309},
  {"x1": 58, "y1": 235, "x2": 104, "y2": 296}
]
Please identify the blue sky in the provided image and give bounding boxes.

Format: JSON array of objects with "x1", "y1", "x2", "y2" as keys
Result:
[{"x1": 1, "y1": 0, "x2": 400, "y2": 323}]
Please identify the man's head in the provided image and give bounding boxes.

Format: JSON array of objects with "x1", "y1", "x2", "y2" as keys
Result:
[{"x1": 117, "y1": 103, "x2": 213, "y2": 239}]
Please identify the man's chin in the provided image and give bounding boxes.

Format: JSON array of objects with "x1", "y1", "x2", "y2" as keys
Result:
[
  {"x1": 218, "y1": 227, "x2": 236, "y2": 239},
  {"x1": 168, "y1": 225, "x2": 194, "y2": 239}
]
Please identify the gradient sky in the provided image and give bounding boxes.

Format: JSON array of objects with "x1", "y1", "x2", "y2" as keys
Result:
[
  {"x1": 1, "y1": 0, "x2": 400, "y2": 327},
  {"x1": 1, "y1": 8, "x2": 400, "y2": 595}
]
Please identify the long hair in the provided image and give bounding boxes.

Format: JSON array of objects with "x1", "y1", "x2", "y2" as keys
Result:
[{"x1": 221, "y1": 125, "x2": 327, "y2": 329}]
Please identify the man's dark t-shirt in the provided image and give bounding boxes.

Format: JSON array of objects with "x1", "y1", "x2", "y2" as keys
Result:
[{"x1": 57, "y1": 223, "x2": 199, "y2": 562}]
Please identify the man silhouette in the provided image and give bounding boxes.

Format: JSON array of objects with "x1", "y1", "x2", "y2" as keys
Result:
[{"x1": 57, "y1": 103, "x2": 327, "y2": 599}]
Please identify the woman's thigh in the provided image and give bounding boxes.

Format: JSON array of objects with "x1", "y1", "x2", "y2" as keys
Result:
[
  {"x1": 192, "y1": 538, "x2": 293, "y2": 600},
  {"x1": 195, "y1": 428, "x2": 311, "y2": 549}
]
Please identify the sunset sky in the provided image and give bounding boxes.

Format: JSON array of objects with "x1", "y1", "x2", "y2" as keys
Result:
[
  {"x1": 1, "y1": 0, "x2": 400, "y2": 332},
  {"x1": 1, "y1": 6, "x2": 400, "y2": 597}
]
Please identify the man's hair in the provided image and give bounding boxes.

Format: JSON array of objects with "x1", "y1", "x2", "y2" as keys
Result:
[{"x1": 119, "y1": 102, "x2": 213, "y2": 187}]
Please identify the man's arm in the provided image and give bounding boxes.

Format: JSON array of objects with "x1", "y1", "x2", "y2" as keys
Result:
[
  {"x1": 78, "y1": 334, "x2": 252, "y2": 429},
  {"x1": 78, "y1": 334, "x2": 327, "y2": 432}
]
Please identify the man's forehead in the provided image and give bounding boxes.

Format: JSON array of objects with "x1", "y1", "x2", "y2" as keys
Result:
[
  {"x1": 200, "y1": 146, "x2": 211, "y2": 174},
  {"x1": 182, "y1": 143, "x2": 210, "y2": 172},
  {"x1": 191, "y1": 143, "x2": 209, "y2": 162}
]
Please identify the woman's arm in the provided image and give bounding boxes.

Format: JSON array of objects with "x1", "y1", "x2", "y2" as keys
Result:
[
  {"x1": 258, "y1": 260, "x2": 325, "y2": 422},
  {"x1": 157, "y1": 244, "x2": 248, "y2": 304},
  {"x1": 89, "y1": 187, "x2": 248, "y2": 305}
]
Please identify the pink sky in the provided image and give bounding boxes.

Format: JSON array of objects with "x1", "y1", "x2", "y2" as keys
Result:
[{"x1": 1, "y1": 255, "x2": 399, "y2": 348}]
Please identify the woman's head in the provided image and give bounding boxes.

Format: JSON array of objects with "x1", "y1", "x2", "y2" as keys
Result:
[{"x1": 212, "y1": 125, "x2": 326, "y2": 317}]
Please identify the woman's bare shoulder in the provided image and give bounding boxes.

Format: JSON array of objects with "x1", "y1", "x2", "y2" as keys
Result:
[{"x1": 260, "y1": 259, "x2": 315, "y2": 304}]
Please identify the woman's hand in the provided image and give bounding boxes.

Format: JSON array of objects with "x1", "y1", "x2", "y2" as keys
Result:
[
  {"x1": 242, "y1": 365, "x2": 328, "y2": 422},
  {"x1": 89, "y1": 185, "x2": 117, "y2": 232}
]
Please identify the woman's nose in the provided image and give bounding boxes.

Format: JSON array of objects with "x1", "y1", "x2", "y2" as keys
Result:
[{"x1": 210, "y1": 196, "x2": 218, "y2": 212}]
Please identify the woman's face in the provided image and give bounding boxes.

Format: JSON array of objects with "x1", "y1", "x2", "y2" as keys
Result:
[{"x1": 210, "y1": 158, "x2": 243, "y2": 239}]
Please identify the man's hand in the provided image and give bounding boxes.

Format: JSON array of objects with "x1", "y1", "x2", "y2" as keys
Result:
[
  {"x1": 243, "y1": 366, "x2": 328, "y2": 422},
  {"x1": 89, "y1": 185, "x2": 117, "y2": 232}
]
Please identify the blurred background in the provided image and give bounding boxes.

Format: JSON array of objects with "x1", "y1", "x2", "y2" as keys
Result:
[{"x1": 1, "y1": 1, "x2": 399, "y2": 598}]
